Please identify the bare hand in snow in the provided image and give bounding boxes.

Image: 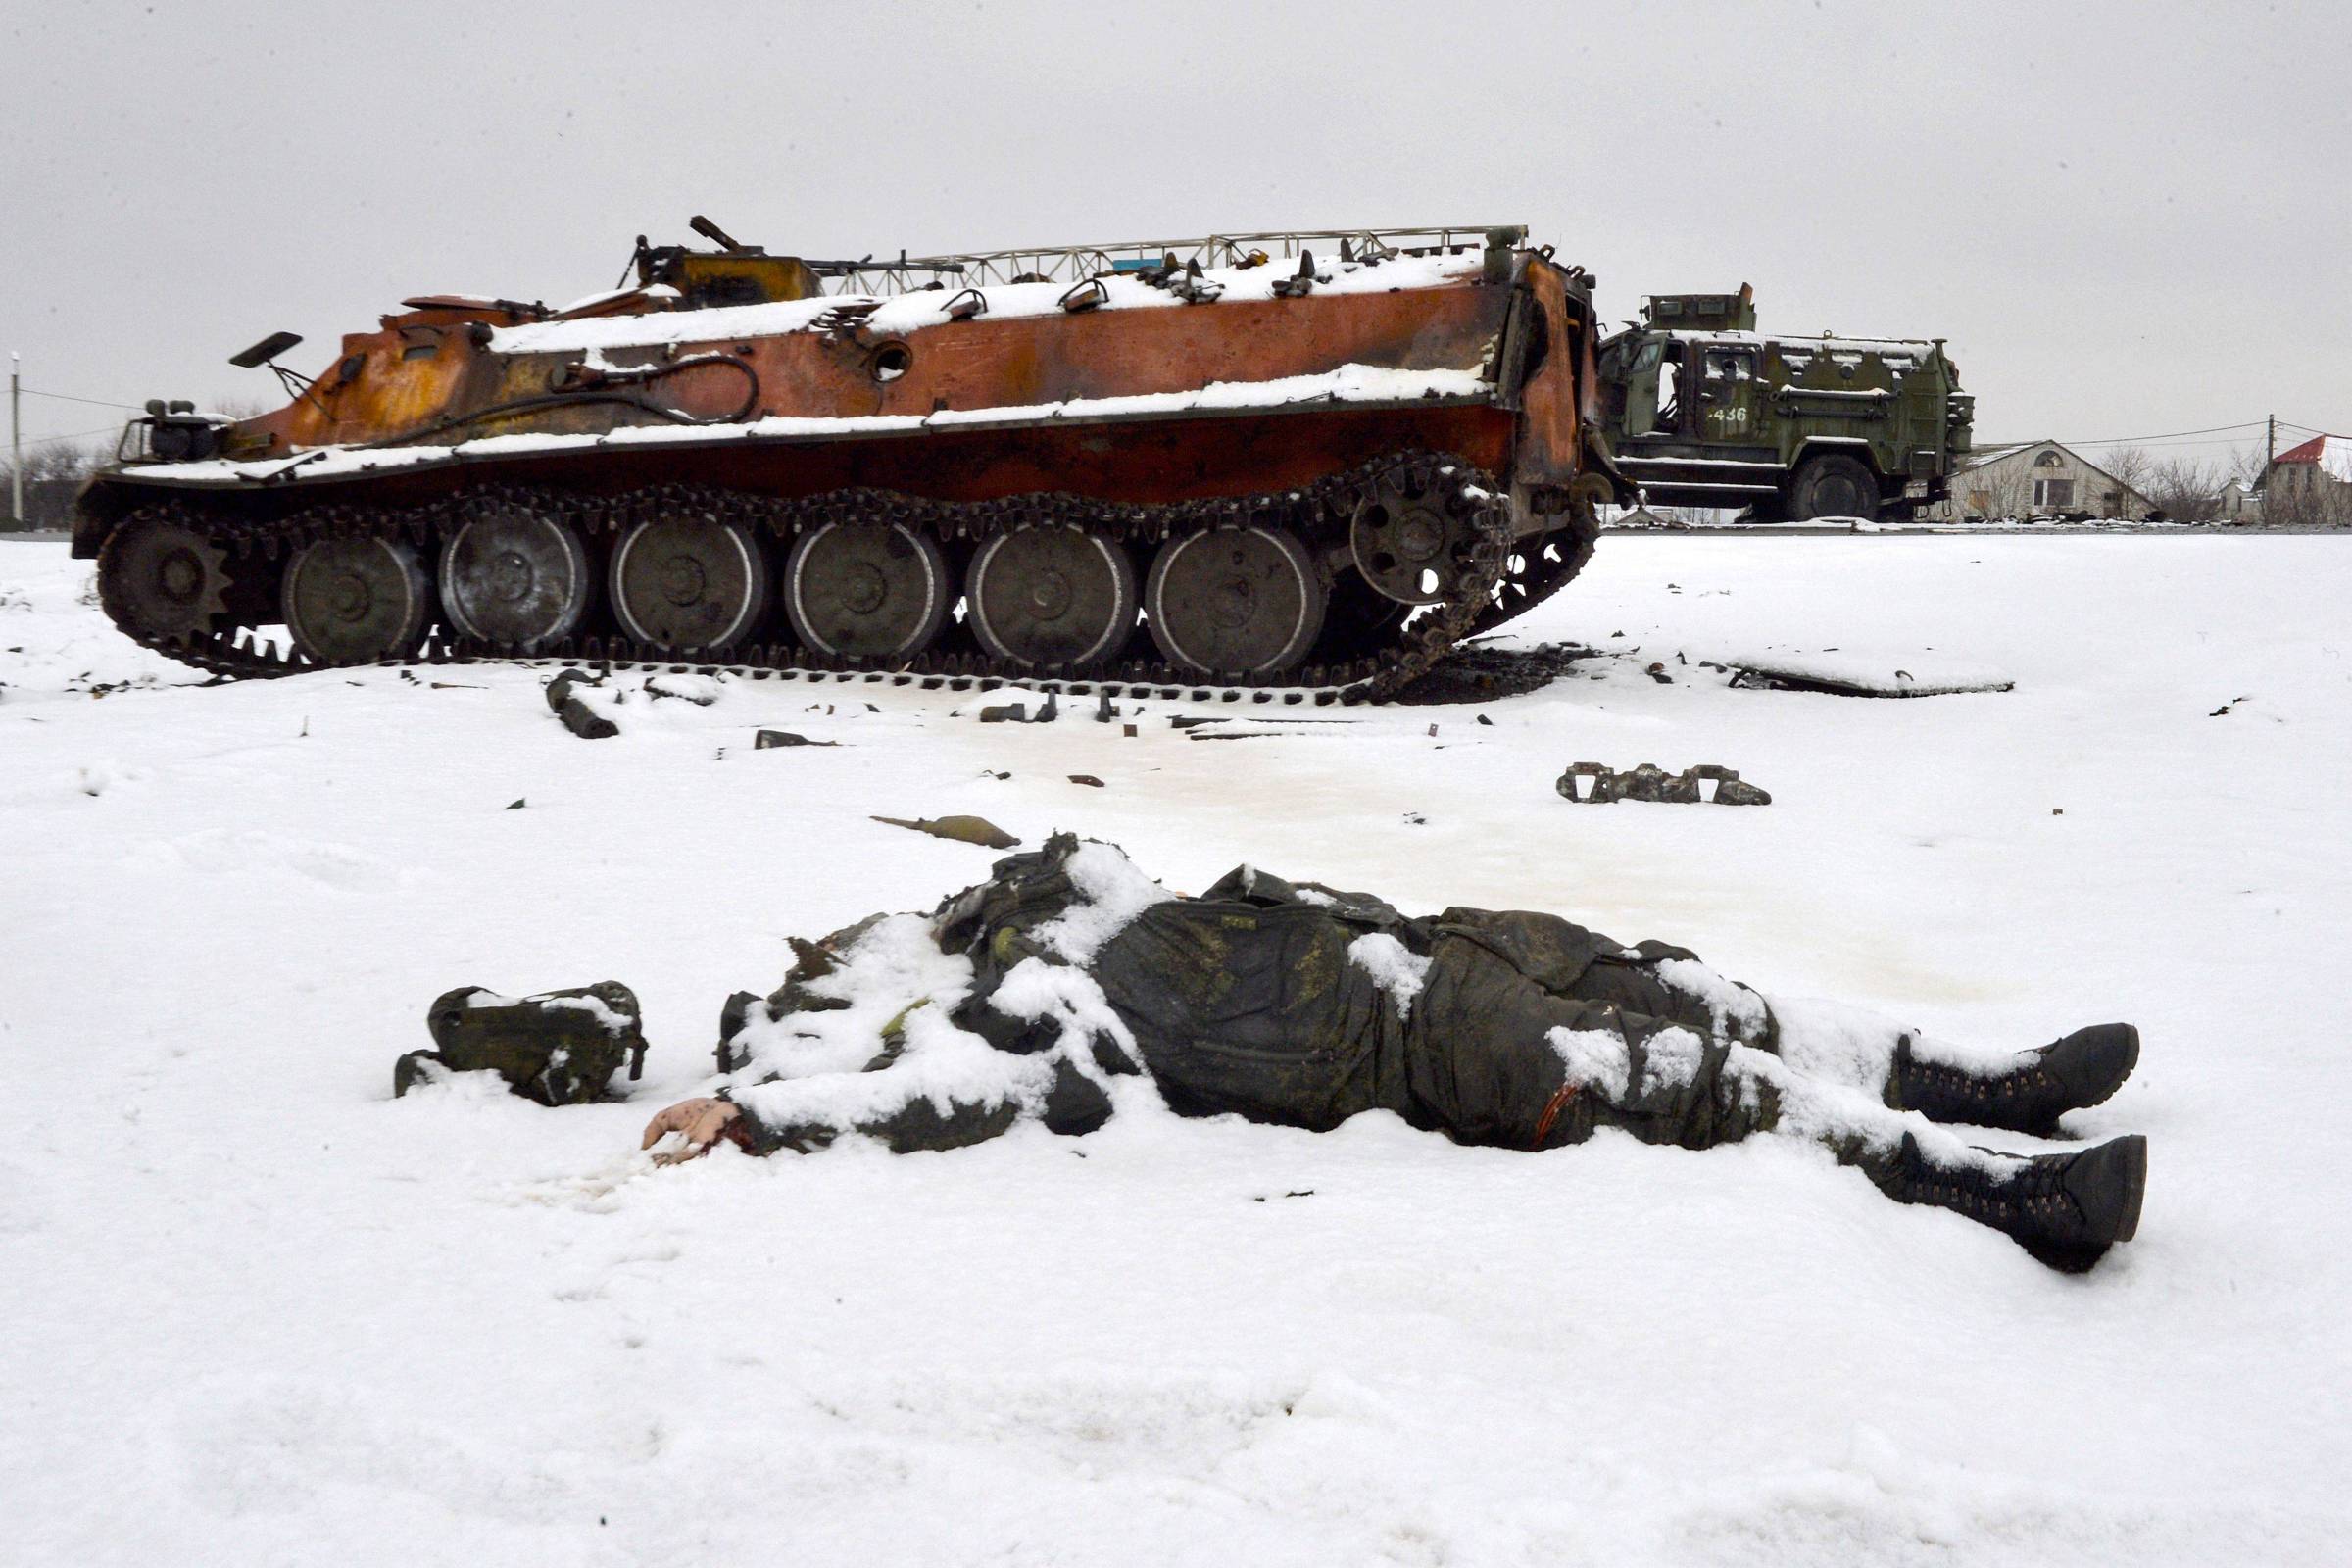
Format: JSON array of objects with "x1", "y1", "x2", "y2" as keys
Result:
[{"x1": 641, "y1": 1098, "x2": 744, "y2": 1163}]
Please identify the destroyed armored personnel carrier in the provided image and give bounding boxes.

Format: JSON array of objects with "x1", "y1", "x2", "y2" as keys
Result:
[{"x1": 74, "y1": 221, "x2": 1621, "y2": 700}]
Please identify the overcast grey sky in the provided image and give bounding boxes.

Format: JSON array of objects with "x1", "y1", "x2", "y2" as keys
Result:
[{"x1": 4, "y1": 0, "x2": 2345, "y2": 466}]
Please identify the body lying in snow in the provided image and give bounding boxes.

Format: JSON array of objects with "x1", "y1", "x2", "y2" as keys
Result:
[{"x1": 644, "y1": 835, "x2": 2146, "y2": 1271}]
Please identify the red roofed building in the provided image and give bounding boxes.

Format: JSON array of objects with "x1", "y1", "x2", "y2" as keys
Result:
[{"x1": 2267, "y1": 434, "x2": 2352, "y2": 525}]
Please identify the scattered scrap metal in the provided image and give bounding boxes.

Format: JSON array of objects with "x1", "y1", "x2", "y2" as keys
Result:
[
  {"x1": 1726, "y1": 660, "x2": 2013, "y2": 698},
  {"x1": 646, "y1": 672, "x2": 722, "y2": 706},
  {"x1": 545, "y1": 669, "x2": 617, "y2": 739},
  {"x1": 980, "y1": 694, "x2": 1060, "y2": 723},
  {"x1": 1558, "y1": 762, "x2": 1771, "y2": 805},
  {"x1": 1171, "y1": 713, "x2": 1361, "y2": 741}
]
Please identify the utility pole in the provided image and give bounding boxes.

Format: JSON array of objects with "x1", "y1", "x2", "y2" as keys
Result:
[
  {"x1": 8, "y1": 353, "x2": 21, "y2": 530},
  {"x1": 2266, "y1": 414, "x2": 2276, "y2": 472}
]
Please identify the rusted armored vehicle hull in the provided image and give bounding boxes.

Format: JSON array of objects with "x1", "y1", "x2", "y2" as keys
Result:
[{"x1": 75, "y1": 226, "x2": 1617, "y2": 699}]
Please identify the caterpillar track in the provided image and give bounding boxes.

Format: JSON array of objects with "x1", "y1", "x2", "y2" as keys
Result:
[
  {"x1": 95, "y1": 450, "x2": 1598, "y2": 704},
  {"x1": 76, "y1": 223, "x2": 1624, "y2": 695}
]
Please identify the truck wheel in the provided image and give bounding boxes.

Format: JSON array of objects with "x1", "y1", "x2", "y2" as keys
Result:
[{"x1": 1788, "y1": 454, "x2": 1881, "y2": 521}]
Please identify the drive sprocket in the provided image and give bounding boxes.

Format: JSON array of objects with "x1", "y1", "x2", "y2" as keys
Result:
[{"x1": 97, "y1": 508, "x2": 237, "y2": 645}]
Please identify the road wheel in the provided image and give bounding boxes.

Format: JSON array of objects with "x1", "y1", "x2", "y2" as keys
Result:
[
  {"x1": 964, "y1": 521, "x2": 1137, "y2": 671},
  {"x1": 783, "y1": 517, "x2": 951, "y2": 660},
  {"x1": 611, "y1": 515, "x2": 769, "y2": 653},
  {"x1": 439, "y1": 500, "x2": 594, "y2": 653},
  {"x1": 1145, "y1": 524, "x2": 1326, "y2": 677},
  {"x1": 97, "y1": 511, "x2": 238, "y2": 645},
  {"x1": 1787, "y1": 453, "x2": 1882, "y2": 521},
  {"x1": 282, "y1": 536, "x2": 434, "y2": 664}
]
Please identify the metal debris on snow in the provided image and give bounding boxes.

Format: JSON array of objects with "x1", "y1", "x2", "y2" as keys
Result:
[
  {"x1": 1558, "y1": 762, "x2": 1771, "y2": 805},
  {"x1": 870, "y1": 814, "x2": 1022, "y2": 849}
]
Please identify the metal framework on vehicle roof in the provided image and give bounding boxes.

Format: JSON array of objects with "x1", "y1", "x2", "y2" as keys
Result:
[{"x1": 822, "y1": 226, "x2": 1519, "y2": 296}]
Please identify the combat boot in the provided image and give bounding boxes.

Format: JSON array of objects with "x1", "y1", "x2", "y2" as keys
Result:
[
  {"x1": 1889, "y1": 1023, "x2": 2139, "y2": 1135},
  {"x1": 1890, "y1": 1131, "x2": 2146, "y2": 1272}
]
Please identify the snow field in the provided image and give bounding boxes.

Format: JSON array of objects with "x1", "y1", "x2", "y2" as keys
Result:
[{"x1": 1, "y1": 532, "x2": 2347, "y2": 1564}]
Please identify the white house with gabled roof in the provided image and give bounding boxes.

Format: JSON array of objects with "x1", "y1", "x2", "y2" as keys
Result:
[{"x1": 1923, "y1": 439, "x2": 2154, "y2": 521}]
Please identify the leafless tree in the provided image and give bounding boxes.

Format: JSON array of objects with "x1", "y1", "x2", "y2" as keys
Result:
[
  {"x1": 2103, "y1": 445, "x2": 2155, "y2": 501},
  {"x1": 2144, "y1": 457, "x2": 2226, "y2": 523},
  {"x1": 1953, "y1": 462, "x2": 2031, "y2": 520}
]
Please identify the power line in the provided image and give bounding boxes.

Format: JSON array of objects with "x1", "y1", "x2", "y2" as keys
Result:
[
  {"x1": 2085, "y1": 433, "x2": 2266, "y2": 449},
  {"x1": 1976, "y1": 419, "x2": 2270, "y2": 449},
  {"x1": 21, "y1": 386, "x2": 143, "y2": 412},
  {"x1": 1976, "y1": 432, "x2": 2267, "y2": 451},
  {"x1": 13, "y1": 423, "x2": 120, "y2": 448},
  {"x1": 1979, "y1": 418, "x2": 2345, "y2": 454}
]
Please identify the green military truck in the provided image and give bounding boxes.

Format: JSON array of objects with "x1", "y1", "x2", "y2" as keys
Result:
[{"x1": 1595, "y1": 284, "x2": 1974, "y2": 519}]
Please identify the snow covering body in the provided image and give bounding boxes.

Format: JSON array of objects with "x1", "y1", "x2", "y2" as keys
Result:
[{"x1": 717, "y1": 835, "x2": 1993, "y2": 1188}]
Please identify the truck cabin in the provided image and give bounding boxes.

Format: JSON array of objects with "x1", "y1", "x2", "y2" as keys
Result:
[{"x1": 1617, "y1": 335, "x2": 1763, "y2": 443}]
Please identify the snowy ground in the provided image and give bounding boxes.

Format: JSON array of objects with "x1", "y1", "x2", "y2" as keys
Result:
[{"x1": 3, "y1": 532, "x2": 2347, "y2": 1565}]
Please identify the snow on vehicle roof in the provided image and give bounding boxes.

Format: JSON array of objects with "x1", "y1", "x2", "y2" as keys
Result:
[
  {"x1": 490, "y1": 250, "x2": 1486, "y2": 357},
  {"x1": 550, "y1": 283, "x2": 680, "y2": 316},
  {"x1": 137, "y1": 363, "x2": 1494, "y2": 488},
  {"x1": 1645, "y1": 328, "x2": 1935, "y2": 359}
]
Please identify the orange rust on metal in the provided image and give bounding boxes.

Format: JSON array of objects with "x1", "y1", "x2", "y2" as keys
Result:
[
  {"x1": 251, "y1": 276, "x2": 1515, "y2": 462},
  {"x1": 92, "y1": 241, "x2": 1608, "y2": 544},
  {"x1": 1507, "y1": 259, "x2": 1587, "y2": 491}
]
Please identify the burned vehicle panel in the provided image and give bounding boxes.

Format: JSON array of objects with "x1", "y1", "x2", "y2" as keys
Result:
[
  {"x1": 1596, "y1": 284, "x2": 1973, "y2": 520},
  {"x1": 75, "y1": 224, "x2": 1617, "y2": 700}
]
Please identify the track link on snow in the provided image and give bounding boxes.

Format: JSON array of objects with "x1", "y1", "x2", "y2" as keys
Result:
[{"x1": 96, "y1": 450, "x2": 1597, "y2": 706}]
